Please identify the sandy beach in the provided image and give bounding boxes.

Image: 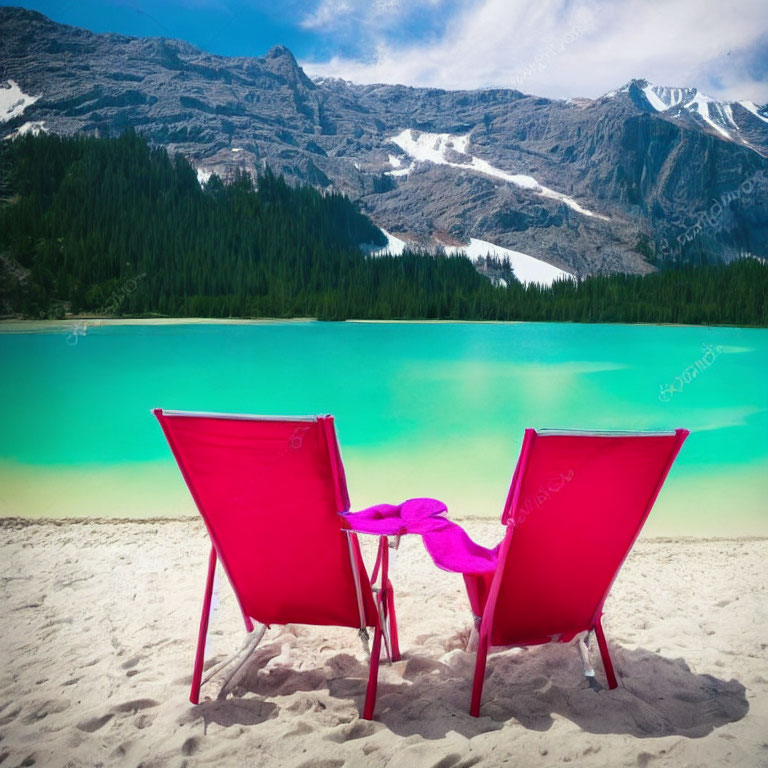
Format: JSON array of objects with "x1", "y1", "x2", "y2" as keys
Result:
[{"x1": 1, "y1": 519, "x2": 766, "y2": 768}]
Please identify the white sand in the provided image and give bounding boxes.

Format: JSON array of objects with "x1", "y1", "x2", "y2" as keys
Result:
[{"x1": 1, "y1": 520, "x2": 766, "y2": 767}]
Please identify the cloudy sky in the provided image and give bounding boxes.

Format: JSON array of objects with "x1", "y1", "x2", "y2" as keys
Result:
[{"x1": 6, "y1": 0, "x2": 767, "y2": 101}]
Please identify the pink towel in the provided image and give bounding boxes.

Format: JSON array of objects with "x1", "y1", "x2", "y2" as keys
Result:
[{"x1": 342, "y1": 498, "x2": 498, "y2": 574}]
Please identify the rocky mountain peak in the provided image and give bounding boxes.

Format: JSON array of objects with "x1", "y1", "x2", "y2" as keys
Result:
[
  {"x1": 0, "y1": 6, "x2": 48, "y2": 23},
  {"x1": 265, "y1": 44, "x2": 294, "y2": 60},
  {"x1": 262, "y1": 43, "x2": 316, "y2": 90}
]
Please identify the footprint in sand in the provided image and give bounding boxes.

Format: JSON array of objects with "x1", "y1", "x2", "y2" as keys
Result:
[
  {"x1": 77, "y1": 699, "x2": 161, "y2": 732},
  {"x1": 22, "y1": 698, "x2": 71, "y2": 724},
  {"x1": 0, "y1": 706, "x2": 21, "y2": 727},
  {"x1": 112, "y1": 698, "x2": 160, "y2": 714},
  {"x1": 134, "y1": 713, "x2": 155, "y2": 730},
  {"x1": 110, "y1": 741, "x2": 132, "y2": 761},
  {"x1": 77, "y1": 714, "x2": 114, "y2": 733},
  {"x1": 181, "y1": 737, "x2": 200, "y2": 756}
]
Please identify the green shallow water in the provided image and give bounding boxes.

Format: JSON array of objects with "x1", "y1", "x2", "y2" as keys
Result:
[{"x1": 0, "y1": 321, "x2": 766, "y2": 536}]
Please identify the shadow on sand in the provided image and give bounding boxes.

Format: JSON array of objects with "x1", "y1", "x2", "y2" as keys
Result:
[{"x1": 187, "y1": 635, "x2": 748, "y2": 740}]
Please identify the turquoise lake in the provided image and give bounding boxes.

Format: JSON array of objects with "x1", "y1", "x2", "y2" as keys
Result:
[{"x1": 0, "y1": 320, "x2": 766, "y2": 536}]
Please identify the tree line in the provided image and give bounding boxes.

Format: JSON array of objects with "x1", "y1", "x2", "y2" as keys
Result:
[{"x1": 0, "y1": 131, "x2": 765, "y2": 326}]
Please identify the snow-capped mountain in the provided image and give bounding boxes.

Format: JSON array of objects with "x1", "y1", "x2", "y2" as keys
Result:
[
  {"x1": 605, "y1": 79, "x2": 768, "y2": 156},
  {"x1": 1, "y1": 8, "x2": 767, "y2": 277}
]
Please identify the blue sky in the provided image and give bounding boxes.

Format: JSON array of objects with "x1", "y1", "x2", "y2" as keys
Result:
[{"x1": 3, "y1": 1, "x2": 767, "y2": 101}]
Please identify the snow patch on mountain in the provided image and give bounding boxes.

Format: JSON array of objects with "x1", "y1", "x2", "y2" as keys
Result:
[
  {"x1": 372, "y1": 229, "x2": 407, "y2": 256},
  {"x1": 641, "y1": 84, "x2": 693, "y2": 112},
  {"x1": 387, "y1": 153, "x2": 412, "y2": 177},
  {"x1": 5, "y1": 120, "x2": 47, "y2": 139},
  {"x1": 739, "y1": 100, "x2": 768, "y2": 125},
  {"x1": 388, "y1": 129, "x2": 610, "y2": 221},
  {"x1": 370, "y1": 229, "x2": 571, "y2": 287},
  {"x1": 0, "y1": 80, "x2": 39, "y2": 123},
  {"x1": 444, "y1": 237, "x2": 573, "y2": 287},
  {"x1": 686, "y1": 92, "x2": 738, "y2": 139}
]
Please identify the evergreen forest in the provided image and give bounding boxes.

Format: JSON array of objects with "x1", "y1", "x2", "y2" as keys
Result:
[{"x1": 1, "y1": 132, "x2": 765, "y2": 326}]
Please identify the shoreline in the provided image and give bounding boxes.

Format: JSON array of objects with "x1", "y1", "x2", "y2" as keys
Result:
[
  {"x1": 0, "y1": 317, "x2": 317, "y2": 332},
  {"x1": 1, "y1": 317, "x2": 764, "y2": 331}
]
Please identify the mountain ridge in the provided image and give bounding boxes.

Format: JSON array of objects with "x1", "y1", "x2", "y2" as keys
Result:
[
  {"x1": 603, "y1": 78, "x2": 768, "y2": 153},
  {"x1": 1, "y1": 7, "x2": 767, "y2": 277}
]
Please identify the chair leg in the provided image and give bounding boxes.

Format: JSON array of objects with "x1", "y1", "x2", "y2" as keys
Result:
[
  {"x1": 594, "y1": 616, "x2": 618, "y2": 690},
  {"x1": 216, "y1": 624, "x2": 267, "y2": 700},
  {"x1": 377, "y1": 592, "x2": 393, "y2": 663},
  {"x1": 363, "y1": 624, "x2": 383, "y2": 720},
  {"x1": 190, "y1": 547, "x2": 217, "y2": 704},
  {"x1": 386, "y1": 580, "x2": 400, "y2": 662},
  {"x1": 577, "y1": 632, "x2": 596, "y2": 678},
  {"x1": 470, "y1": 633, "x2": 490, "y2": 717}
]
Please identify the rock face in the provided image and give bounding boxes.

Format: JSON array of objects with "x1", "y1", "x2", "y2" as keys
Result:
[{"x1": 2, "y1": 7, "x2": 767, "y2": 276}]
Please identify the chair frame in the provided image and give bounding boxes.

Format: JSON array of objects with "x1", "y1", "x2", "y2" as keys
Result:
[
  {"x1": 154, "y1": 408, "x2": 399, "y2": 720},
  {"x1": 470, "y1": 427, "x2": 689, "y2": 717}
]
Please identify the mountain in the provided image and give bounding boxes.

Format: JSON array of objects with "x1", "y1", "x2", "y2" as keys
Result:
[
  {"x1": 611, "y1": 79, "x2": 768, "y2": 154},
  {"x1": 1, "y1": 7, "x2": 767, "y2": 279}
]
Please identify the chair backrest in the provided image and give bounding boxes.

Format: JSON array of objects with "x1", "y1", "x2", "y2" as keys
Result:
[
  {"x1": 154, "y1": 409, "x2": 376, "y2": 629},
  {"x1": 486, "y1": 428, "x2": 689, "y2": 646}
]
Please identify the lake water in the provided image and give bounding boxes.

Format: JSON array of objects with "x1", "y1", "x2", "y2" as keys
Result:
[{"x1": 0, "y1": 320, "x2": 766, "y2": 536}]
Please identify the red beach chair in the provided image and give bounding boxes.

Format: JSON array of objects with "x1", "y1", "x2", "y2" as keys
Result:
[
  {"x1": 463, "y1": 428, "x2": 689, "y2": 716},
  {"x1": 153, "y1": 409, "x2": 399, "y2": 720}
]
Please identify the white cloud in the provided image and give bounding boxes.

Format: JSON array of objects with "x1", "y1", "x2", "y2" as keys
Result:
[
  {"x1": 300, "y1": 0, "x2": 437, "y2": 31},
  {"x1": 301, "y1": 0, "x2": 354, "y2": 29},
  {"x1": 300, "y1": 0, "x2": 768, "y2": 102}
]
